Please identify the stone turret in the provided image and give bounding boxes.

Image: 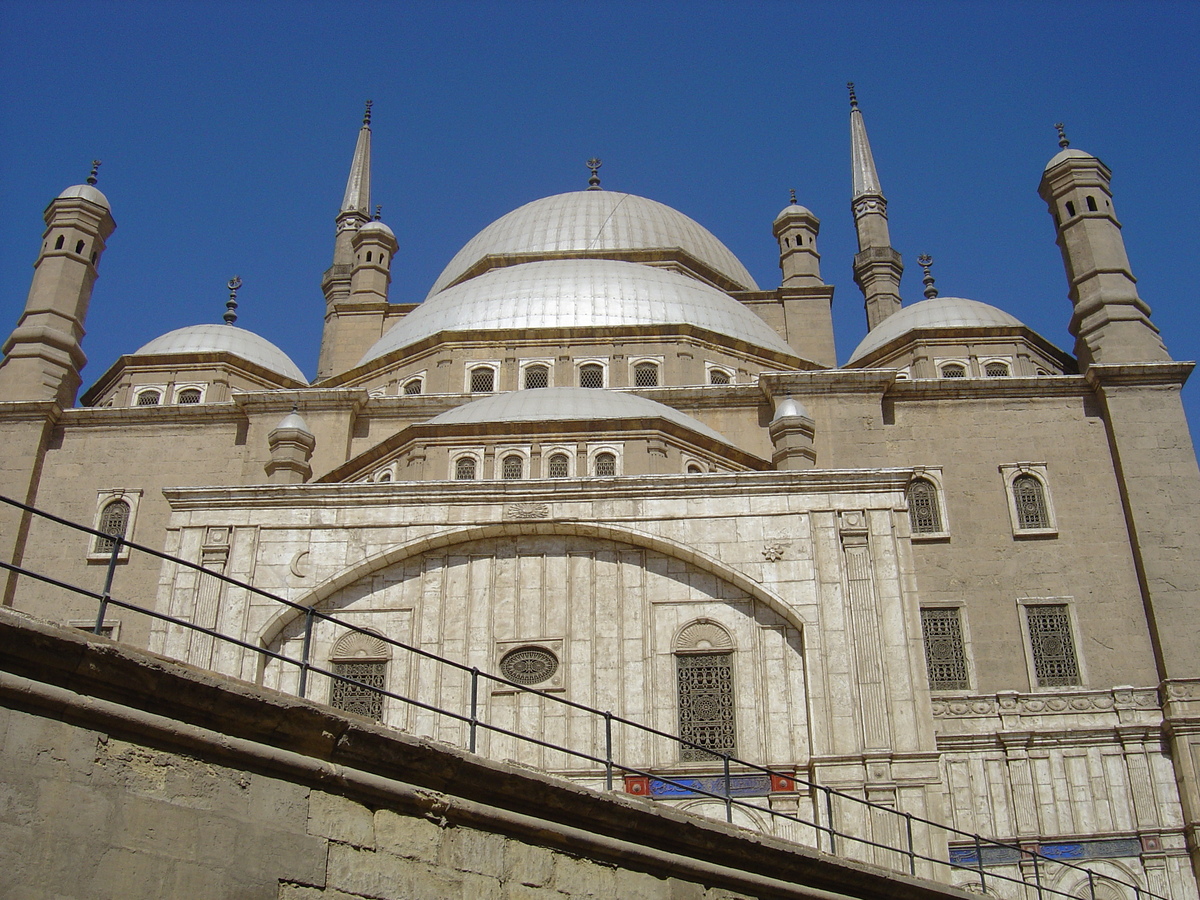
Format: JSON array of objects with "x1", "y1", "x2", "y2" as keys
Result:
[
  {"x1": 768, "y1": 397, "x2": 816, "y2": 469},
  {"x1": 0, "y1": 163, "x2": 116, "y2": 406},
  {"x1": 848, "y1": 84, "x2": 903, "y2": 331},
  {"x1": 265, "y1": 408, "x2": 316, "y2": 484},
  {"x1": 773, "y1": 191, "x2": 823, "y2": 288}
]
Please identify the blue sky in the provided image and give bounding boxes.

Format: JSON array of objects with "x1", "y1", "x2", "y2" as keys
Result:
[{"x1": 2, "y1": 1, "x2": 1198, "y2": 438}]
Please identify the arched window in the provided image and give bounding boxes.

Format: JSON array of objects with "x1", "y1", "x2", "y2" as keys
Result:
[
  {"x1": 75, "y1": 240, "x2": 85, "y2": 254},
  {"x1": 366, "y1": 251, "x2": 373, "y2": 262},
  {"x1": 675, "y1": 621, "x2": 736, "y2": 761},
  {"x1": 593, "y1": 452, "x2": 616, "y2": 477},
  {"x1": 939, "y1": 363, "x2": 967, "y2": 379},
  {"x1": 1012, "y1": 474, "x2": 1050, "y2": 530},
  {"x1": 454, "y1": 457, "x2": 477, "y2": 480},
  {"x1": 470, "y1": 367, "x2": 495, "y2": 393},
  {"x1": 1086, "y1": 195, "x2": 1098, "y2": 212},
  {"x1": 176, "y1": 388, "x2": 202, "y2": 404},
  {"x1": 579, "y1": 363, "x2": 604, "y2": 389},
  {"x1": 633, "y1": 362, "x2": 659, "y2": 387},
  {"x1": 907, "y1": 479, "x2": 943, "y2": 535},
  {"x1": 135, "y1": 390, "x2": 161, "y2": 406},
  {"x1": 329, "y1": 631, "x2": 390, "y2": 720},
  {"x1": 93, "y1": 500, "x2": 130, "y2": 554},
  {"x1": 984, "y1": 361, "x2": 1010, "y2": 377},
  {"x1": 1065, "y1": 200, "x2": 1076, "y2": 217},
  {"x1": 686, "y1": 464, "x2": 703, "y2": 474},
  {"x1": 376, "y1": 470, "x2": 392, "y2": 483},
  {"x1": 546, "y1": 453, "x2": 569, "y2": 478},
  {"x1": 709, "y1": 368, "x2": 731, "y2": 385},
  {"x1": 54, "y1": 235, "x2": 65, "y2": 250},
  {"x1": 524, "y1": 365, "x2": 549, "y2": 389},
  {"x1": 403, "y1": 378, "x2": 422, "y2": 395},
  {"x1": 501, "y1": 455, "x2": 523, "y2": 480}
]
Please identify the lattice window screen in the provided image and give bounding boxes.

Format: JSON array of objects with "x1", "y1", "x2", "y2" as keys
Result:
[
  {"x1": 1026, "y1": 604, "x2": 1080, "y2": 686},
  {"x1": 546, "y1": 454, "x2": 569, "y2": 478},
  {"x1": 709, "y1": 369, "x2": 731, "y2": 385},
  {"x1": 330, "y1": 661, "x2": 386, "y2": 719},
  {"x1": 524, "y1": 366, "x2": 549, "y2": 389},
  {"x1": 454, "y1": 457, "x2": 477, "y2": 480},
  {"x1": 677, "y1": 652, "x2": 736, "y2": 761},
  {"x1": 579, "y1": 365, "x2": 604, "y2": 389},
  {"x1": 907, "y1": 480, "x2": 943, "y2": 534},
  {"x1": 93, "y1": 500, "x2": 130, "y2": 554},
  {"x1": 470, "y1": 368, "x2": 495, "y2": 393},
  {"x1": 593, "y1": 453, "x2": 616, "y2": 477},
  {"x1": 501, "y1": 455, "x2": 523, "y2": 480},
  {"x1": 633, "y1": 363, "x2": 659, "y2": 387},
  {"x1": 1013, "y1": 475, "x2": 1050, "y2": 529},
  {"x1": 920, "y1": 607, "x2": 969, "y2": 690}
]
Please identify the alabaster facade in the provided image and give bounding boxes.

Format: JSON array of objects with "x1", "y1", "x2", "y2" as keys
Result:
[{"x1": 2, "y1": 94, "x2": 1199, "y2": 898}]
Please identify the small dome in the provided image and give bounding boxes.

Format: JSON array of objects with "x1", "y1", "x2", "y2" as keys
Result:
[
  {"x1": 1044, "y1": 147, "x2": 1097, "y2": 172},
  {"x1": 774, "y1": 203, "x2": 814, "y2": 222},
  {"x1": 429, "y1": 387, "x2": 729, "y2": 444},
  {"x1": 849, "y1": 297, "x2": 1025, "y2": 363},
  {"x1": 56, "y1": 183, "x2": 110, "y2": 211},
  {"x1": 358, "y1": 220, "x2": 396, "y2": 240},
  {"x1": 135, "y1": 324, "x2": 307, "y2": 383},
  {"x1": 771, "y1": 397, "x2": 811, "y2": 421},
  {"x1": 360, "y1": 258, "x2": 796, "y2": 366},
  {"x1": 427, "y1": 190, "x2": 758, "y2": 297},
  {"x1": 273, "y1": 410, "x2": 312, "y2": 434}
]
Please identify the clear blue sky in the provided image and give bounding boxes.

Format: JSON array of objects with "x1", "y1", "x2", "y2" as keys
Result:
[{"x1": 2, "y1": 1, "x2": 1198, "y2": 438}]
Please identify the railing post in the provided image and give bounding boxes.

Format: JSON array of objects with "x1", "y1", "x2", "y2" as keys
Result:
[
  {"x1": 723, "y1": 753, "x2": 732, "y2": 824},
  {"x1": 974, "y1": 834, "x2": 985, "y2": 892},
  {"x1": 469, "y1": 668, "x2": 479, "y2": 754},
  {"x1": 603, "y1": 711, "x2": 613, "y2": 791},
  {"x1": 825, "y1": 786, "x2": 836, "y2": 855},
  {"x1": 1088, "y1": 870, "x2": 1096, "y2": 900},
  {"x1": 1032, "y1": 849, "x2": 1043, "y2": 900},
  {"x1": 904, "y1": 811, "x2": 915, "y2": 875},
  {"x1": 297, "y1": 607, "x2": 315, "y2": 698},
  {"x1": 94, "y1": 536, "x2": 122, "y2": 634}
]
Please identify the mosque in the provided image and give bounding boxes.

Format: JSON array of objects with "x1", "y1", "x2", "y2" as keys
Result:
[{"x1": 1, "y1": 88, "x2": 1198, "y2": 898}]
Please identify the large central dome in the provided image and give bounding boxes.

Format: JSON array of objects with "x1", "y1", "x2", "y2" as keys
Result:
[{"x1": 426, "y1": 190, "x2": 759, "y2": 297}]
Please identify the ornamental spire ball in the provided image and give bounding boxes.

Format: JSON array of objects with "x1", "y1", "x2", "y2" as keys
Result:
[
  {"x1": 86, "y1": 160, "x2": 101, "y2": 185},
  {"x1": 1055, "y1": 122, "x2": 1069, "y2": 149},
  {"x1": 363, "y1": 99, "x2": 373, "y2": 127},
  {"x1": 224, "y1": 276, "x2": 242, "y2": 325},
  {"x1": 789, "y1": 188, "x2": 797, "y2": 205},
  {"x1": 918, "y1": 254, "x2": 938, "y2": 299},
  {"x1": 586, "y1": 158, "x2": 602, "y2": 190},
  {"x1": 847, "y1": 81, "x2": 859, "y2": 109}
]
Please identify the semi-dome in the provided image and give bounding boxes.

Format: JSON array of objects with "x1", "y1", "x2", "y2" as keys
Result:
[
  {"x1": 56, "y1": 183, "x2": 111, "y2": 211},
  {"x1": 135, "y1": 324, "x2": 307, "y2": 383},
  {"x1": 426, "y1": 190, "x2": 759, "y2": 298},
  {"x1": 849, "y1": 297, "x2": 1026, "y2": 363},
  {"x1": 429, "y1": 386, "x2": 728, "y2": 444},
  {"x1": 360, "y1": 258, "x2": 796, "y2": 366}
]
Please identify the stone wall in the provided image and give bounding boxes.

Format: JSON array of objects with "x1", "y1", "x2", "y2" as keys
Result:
[{"x1": 0, "y1": 608, "x2": 974, "y2": 900}]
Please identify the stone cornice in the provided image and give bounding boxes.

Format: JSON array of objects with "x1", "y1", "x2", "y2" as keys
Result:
[
  {"x1": 232, "y1": 388, "x2": 369, "y2": 414},
  {"x1": 164, "y1": 467, "x2": 916, "y2": 511},
  {"x1": 887, "y1": 374, "x2": 1091, "y2": 401},
  {"x1": 759, "y1": 369, "x2": 897, "y2": 399},
  {"x1": 57, "y1": 402, "x2": 246, "y2": 427},
  {"x1": 1084, "y1": 361, "x2": 1195, "y2": 389},
  {"x1": 0, "y1": 399, "x2": 62, "y2": 424}
]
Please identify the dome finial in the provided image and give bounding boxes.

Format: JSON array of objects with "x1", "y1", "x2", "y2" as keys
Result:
[
  {"x1": 86, "y1": 160, "x2": 101, "y2": 185},
  {"x1": 363, "y1": 100, "x2": 373, "y2": 127},
  {"x1": 586, "y1": 158, "x2": 602, "y2": 190},
  {"x1": 1055, "y1": 122, "x2": 1069, "y2": 149},
  {"x1": 224, "y1": 276, "x2": 242, "y2": 325},
  {"x1": 789, "y1": 188, "x2": 797, "y2": 206},
  {"x1": 374, "y1": 204, "x2": 382, "y2": 221},
  {"x1": 847, "y1": 82, "x2": 858, "y2": 110},
  {"x1": 918, "y1": 254, "x2": 938, "y2": 299}
]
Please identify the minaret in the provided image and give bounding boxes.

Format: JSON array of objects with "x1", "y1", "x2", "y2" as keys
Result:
[
  {"x1": 773, "y1": 189, "x2": 824, "y2": 287},
  {"x1": 318, "y1": 102, "x2": 382, "y2": 380},
  {"x1": 848, "y1": 84, "x2": 903, "y2": 331},
  {"x1": 0, "y1": 162, "x2": 117, "y2": 406},
  {"x1": 1037, "y1": 124, "x2": 1169, "y2": 366}
]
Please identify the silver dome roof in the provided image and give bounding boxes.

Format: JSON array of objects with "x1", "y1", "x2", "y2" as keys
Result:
[
  {"x1": 56, "y1": 183, "x2": 111, "y2": 211},
  {"x1": 1044, "y1": 147, "x2": 1097, "y2": 172},
  {"x1": 849, "y1": 297, "x2": 1025, "y2": 363},
  {"x1": 360, "y1": 258, "x2": 796, "y2": 366},
  {"x1": 429, "y1": 386, "x2": 728, "y2": 444},
  {"x1": 135, "y1": 324, "x2": 307, "y2": 383},
  {"x1": 427, "y1": 190, "x2": 758, "y2": 298}
]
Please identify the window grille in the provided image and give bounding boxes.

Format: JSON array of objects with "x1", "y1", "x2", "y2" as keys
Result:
[
  {"x1": 501, "y1": 455, "x2": 523, "y2": 480},
  {"x1": 524, "y1": 365, "x2": 549, "y2": 389},
  {"x1": 907, "y1": 479, "x2": 943, "y2": 534},
  {"x1": 633, "y1": 362, "x2": 659, "y2": 387},
  {"x1": 579, "y1": 364, "x2": 604, "y2": 389},
  {"x1": 939, "y1": 363, "x2": 966, "y2": 379},
  {"x1": 547, "y1": 454, "x2": 569, "y2": 478},
  {"x1": 470, "y1": 367, "x2": 495, "y2": 393},
  {"x1": 403, "y1": 379, "x2": 422, "y2": 395},
  {"x1": 1012, "y1": 475, "x2": 1050, "y2": 529},
  {"x1": 499, "y1": 646, "x2": 559, "y2": 686},
  {"x1": 1025, "y1": 604, "x2": 1080, "y2": 687},
  {"x1": 984, "y1": 362, "x2": 1010, "y2": 377},
  {"x1": 93, "y1": 500, "x2": 130, "y2": 554},
  {"x1": 330, "y1": 661, "x2": 386, "y2": 719},
  {"x1": 677, "y1": 652, "x2": 736, "y2": 761},
  {"x1": 594, "y1": 452, "x2": 616, "y2": 477},
  {"x1": 920, "y1": 607, "x2": 969, "y2": 690},
  {"x1": 136, "y1": 390, "x2": 161, "y2": 406},
  {"x1": 176, "y1": 388, "x2": 201, "y2": 404},
  {"x1": 454, "y1": 457, "x2": 477, "y2": 480},
  {"x1": 709, "y1": 369, "x2": 731, "y2": 385}
]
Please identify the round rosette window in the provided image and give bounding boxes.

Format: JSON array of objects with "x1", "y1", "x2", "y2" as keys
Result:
[{"x1": 499, "y1": 645, "x2": 559, "y2": 686}]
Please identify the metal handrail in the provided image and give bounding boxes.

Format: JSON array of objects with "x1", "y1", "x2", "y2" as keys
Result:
[{"x1": 0, "y1": 493, "x2": 1168, "y2": 900}]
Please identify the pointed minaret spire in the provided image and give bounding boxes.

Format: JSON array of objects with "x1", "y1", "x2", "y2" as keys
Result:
[
  {"x1": 847, "y1": 83, "x2": 903, "y2": 331},
  {"x1": 340, "y1": 100, "x2": 373, "y2": 219}
]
